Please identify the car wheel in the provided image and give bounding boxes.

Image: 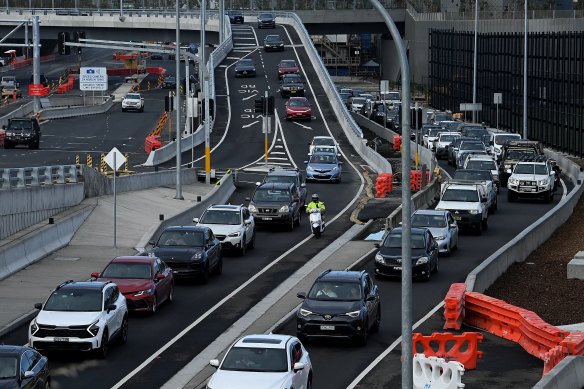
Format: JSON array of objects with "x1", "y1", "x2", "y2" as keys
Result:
[
  {"x1": 167, "y1": 283, "x2": 174, "y2": 304},
  {"x1": 214, "y1": 256, "x2": 223, "y2": 275},
  {"x1": 150, "y1": 294, "x2": 157, "y2": 314},
  {"x1": 371, "y1": 306, "x2": 381, "y2": 333},
  {"x1": 492, "y1": 197, "x2": 498, "y2": 213},
  {"x1": 357, "y1": 323, "x2": 368, "y2": 346},
  {"x1": 432, "y1": 257, "x2": 439, "y2": 274},
  {"x1": 28, "y1": 142, "x2": 35, "y2": 150},
  {"x1": 239, "y1": 236, "x2": 247, "y2": 256},
  {"x1": 544, "y1": 190, "x2": 552, "y2": 203},
  {"x1": 140, "y1": 106, "x2": 144, "y2": 113},
  {"x1": 307, "y1": 376, "x2": 312, "y2": 389},
  {"x1": 475, "y1": 221, "x2": 483, "y2": 236},
  {"x1": 122, "y1": 108, "x2": 126, "y2": 112},
  {"x1": 119, "y1": 315, "x2": 128, "y2": 344},
  {"x1": 200, "y1": 263, "x2": 210, "y2": 284},
  {"x1": 247, "y1": 231, "x2": 256, "y2": 249},
  {"x1": 482, "y1": 217, "x2": 489, "y2": 230},
  {"x1": 97, "y1": 328, "x2": 109, "y2": 359},
  {"x1": 445, "y1": 242, "x2": 452, "y2": 256},
  {"x1": 44, "y1": 380, "x2": 50, "y2": 389}
]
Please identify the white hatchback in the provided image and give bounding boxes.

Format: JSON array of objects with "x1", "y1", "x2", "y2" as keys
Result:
[{"x1": 207, "y1": 334, "x2": 312, "y2": 389}]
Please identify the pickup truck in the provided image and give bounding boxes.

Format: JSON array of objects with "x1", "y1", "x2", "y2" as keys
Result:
[
  {"x1": 436, "y1": 180, "x2": 489, "y2": 235},
  {"x1": 3, "y1": 117, "x2": 41, "y2": 149},
  {"x1": 1, "y1": 76, "x2": 19, "y2": 89},
  {"x1": 121, "y1": 92, "x2": 145, "y2": 112}
]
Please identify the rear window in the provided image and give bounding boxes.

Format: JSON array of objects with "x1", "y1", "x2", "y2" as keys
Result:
[{"x1": 253, "y1": 188, "x2": 291, "y2": 202}]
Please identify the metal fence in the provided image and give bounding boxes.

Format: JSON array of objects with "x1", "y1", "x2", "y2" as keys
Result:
[{"x1": 429, "y1": 29, "x2": 584, "y2": 158}]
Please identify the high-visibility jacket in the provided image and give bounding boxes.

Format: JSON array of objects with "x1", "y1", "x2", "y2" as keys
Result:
[{"x1": 306, "y1": 200, "x2": 325, "y2": 213}]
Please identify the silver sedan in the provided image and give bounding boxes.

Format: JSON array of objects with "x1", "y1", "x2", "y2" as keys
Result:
[{"x1": 411, "y1": 209, "x2": 459, "y2": 255}]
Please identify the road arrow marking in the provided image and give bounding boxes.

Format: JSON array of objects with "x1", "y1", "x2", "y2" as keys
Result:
[{"x1": 242, "y1": 120, "x2": 260, "y2": 128}]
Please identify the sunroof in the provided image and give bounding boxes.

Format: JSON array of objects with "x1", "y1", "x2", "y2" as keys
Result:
[{"x1": 242, "y1": 338, "x2": 282, "y2": 344}]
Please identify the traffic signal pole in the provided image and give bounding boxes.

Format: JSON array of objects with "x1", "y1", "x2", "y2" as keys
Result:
[
  {"x1": 32, "y1": 16, "x2": 40, "y2": 114},
  {"x1": 264, "y1": 91, "x2": 268, "y2": 167}
]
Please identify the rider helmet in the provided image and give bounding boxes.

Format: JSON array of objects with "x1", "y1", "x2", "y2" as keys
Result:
[{"x1": 311, "y1": 193, "x2": 319, "y2": 202}]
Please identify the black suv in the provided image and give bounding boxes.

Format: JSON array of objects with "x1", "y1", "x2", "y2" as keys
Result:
[
  {"x1": 262, "y1": 167, "x2": 307, "y2": 208},
  {"x1": 149, "y1": 226, "x2": 222, "y2": 283},
  {"x1": 296, "y1": 270, "x2": 381, "y2": 345},
  {"x1": 257, "y1": 12, "x2": 276, "y2": 29},
  {"x1": 3, "y1": 117, "x2": 41, "y2": 149},
  {"x1": 264, "y1": 34, "x2": 284, "y2": 51},
  {"x1": 226, "y1": 10, "x2": 244, "y2": 24},
  {"x1": 247, "y1": 182, "x2": 302, "y2": 230},
  {"x1": 280, "y1": 73, "x2": 304, "y2": 98}
]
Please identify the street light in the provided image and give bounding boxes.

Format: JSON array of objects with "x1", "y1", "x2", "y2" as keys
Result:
[
  {"x1": 175, "y1": 0, "x2": 183, "y2": 200},
  {"x1": 472, "y1": 0, "x2": 478, "y2": 123},
  {"x1": 523, "y1": 0, "x2": 528, "y2": 139}
]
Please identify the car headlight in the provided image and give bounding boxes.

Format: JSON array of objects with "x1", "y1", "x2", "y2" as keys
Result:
[
  {"x1": 416, "y1": 257, "x2": 429, "y2": 265},
  {"x1": 538, "y1": 179, "x2": 548, "y2": 186},
  {"x1": 508, "y1": 178, "x2": 518, "y2": 185},
  {"x1": 332, "y1": 167, "x2": 338, "y2": 172},
  {"x1": 375, "y1": 253, "x2": 384, "y2": 262},
  {"x1": 248, "y1": 204, "x2": 257, "y2": 212},
  {"x1": 344, "y1": 310, "x2": 361, "y2": 318},
  {"x1": 469, "y1": 209, "x2": 479, "y2": 214},
  {"x1": 30, "y1": 319, "x2": 38, "y2": 335},
  {"x1": 307, "y1": 166, "x2": 314, "y2": 172},
  {"x1": 495, "y1": 148, "x2": 502, "y2": 155},
  {"x1": 434, "y1": 236, "x2": 446, "y2": 241},
  {"x1": 192, "y1": 252, "x2": 203, "y2": 260},
  {"x1": 134, "y1": 288, "x2": 153, "y2": 297},
  {"x1": 228, "y1": 231, "x2": 241, "y2": 237},
  {"x1": 506, "y1": 168, "x2": 512, "y2": 173},
  {"x1": 299, "y1": 308, "x2": 313, "y2": 317},
  {"x1": 279, "y1": 205, "x2": 290, "y2": 213},
  {"x1": 88, "y1": 320, "x2": 100, "y2": 337},
  {"x1": 504, "y1": 164, "x2": 511, "y2": 169}
]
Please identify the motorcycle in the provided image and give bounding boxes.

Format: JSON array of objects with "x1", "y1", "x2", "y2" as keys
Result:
[{"x1": 307, "y1": 207, "x2": 325, "y2": 238}]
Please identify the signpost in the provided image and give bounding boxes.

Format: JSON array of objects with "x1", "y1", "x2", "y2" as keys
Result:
[
  {"x1": 79, "y1": 67, "x2": 108, "y2": 91},
  {"x1": 28, "y1": 84, "x2": 46, "y2": 97},
  {"x1": 494, "y1": 93, "x2": 502, "y2": 130},
  {"x1": 105, "y1": 147, "x2": 126, "y2": 248}
]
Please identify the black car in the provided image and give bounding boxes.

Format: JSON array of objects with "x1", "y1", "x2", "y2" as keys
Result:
[
  {"x1": 162, "y1": 75, "x2": 177, "y2": 89},
  {"x1": 3, "y1": 117, "x2": 41, "y2": 150},
  {"x1": 246, "y1": 182, "x2": 302, "y2": 230},
  {"x1": 262, "y1": 167, "x2": 307, "y2": 208},
  {"x1": 0, "y1": 345, "x2": 50, "y2": 388},
  {"x1": 459, "y1": 124, "x2": 489, "y2": 140},
  {"x1": 447, "y1": 136, "x2": 476, "y2": 166},
  {"x1": 264, "y1": 34, "x2": 284, "y2": 52},
  {"x1": 280, "y1": 73, "x2": 304, "y2": 97},
  {"x1": 374, "y1": 227, "x2": 439, "y2": 281},
  {"x1": 296, "y1": 270, "x2": 381, "y2": 345},
  {"x1": 150, "y1": 53, "x2": 163, "y2": 60},
  {"x1": 234, "y1": 58, "x2": 256, "y2": 78},
  {"x1": 149, "y1": 226, "x2": 222, "y2": 283},
  {"x1": 226, "y1": 10, "x2": 244, "y2": 24},
  {"x1": 257, "y1": 12, "x2": 276, "y2": 29}
]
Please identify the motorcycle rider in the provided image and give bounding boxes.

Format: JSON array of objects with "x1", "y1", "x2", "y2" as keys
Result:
[{"x1": 306, "y1": 193, "x2": 326, "y2": 220}]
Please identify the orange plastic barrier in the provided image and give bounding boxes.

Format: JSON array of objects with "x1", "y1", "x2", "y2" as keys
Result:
[
  {"x1": 561, "y1": 332, "x2": 584, "y2": 355},
  {"x1": 542, "y1": 345, "x2": 567, "y2": 376},
  {"x1": 0, "y1": 129, "x2": 4, "y2": 147},
  {"x1": 410, "y1": 170, "x2": 421, "y2": 191},
  {"x1": 145, "y1": 67, "x2": 167, "y2": 75},
  {"x1": 12, "y1": 58, "x2": 33, "y2": 69},
  {"x1": 375, "y1": 176, "x2": 386, "y2": 198},
  {"x1": 380, "y1": 172, "x2": 393, "y2": 194},
  {"x1": 393, "y1": 135, "x2": 401, "y2": 151},
  {"x1": 412, "y1": 332, "x2": 483, "y2": 370},
  {"x1": 443, "y1": 283, "x2": 466, "y2": 330},
  {"x1": 145, "y1": 135, "x2": 162, "y2": 153}
]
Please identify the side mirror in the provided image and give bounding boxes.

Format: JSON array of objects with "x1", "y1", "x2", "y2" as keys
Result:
[
  {"x1": 156, "y1": 273, "x2": 166, "y2": 281},
  {"x1": 149, "y1": 240, "x2": 156, "y2": 246},
  {"x1": 244, "y1": 219, "x2": 251, "y2": 226},
  {"x1": 23, "y1": 370, "x2": 35, "y2": 379},
  {"x1": 398, "y1": 221, "x2": 403, "y2": 226},
  {"x1": 450, "y1": 223, "x2": 457, "y2": 228},
  {"x1": 91, "y1": 272, "x2": 100, "y2": 279},
  {"x1": 366, "y1": 295, "x2": 376, "y2": 302},
  {"x1": 293, "y1": 362, "x2": 305, "y2": 372},
  {"x1": 107, "y1": 304, "x2": 117, "y2": 312},
  {"x1": 481, "y1": 197, "x2": 488, "y2": 203},
  {"x1": 193, "y1": 217, "x2": 200, "y2": 223},
  {"x1": 303, "y1": 160, "x2": 308, "y2": 164},
  {"x1": 300, "y1": 183, "x2": 306, "y2": 188},
  {"x1": 338, "y1": 161, "x2": 343, "y2": 165},
  {"x1": 297, "y1": 292, "x2": 307, "y2": 299},
  {"x1": 34, "y1": 302, "x2": 42, "y2": 310},
  {"x1": 255, "y1": 181, "x2": 261, "y2": 186},
  {"x1": 374, "y1": 242, "x2": 381, "y2": 248},
  {"x1": 245, "y1": 197, "x2": 251, "y2": 202},
  {"x1": 210, "y1": 359, "x2": 220, "y2": 368}
]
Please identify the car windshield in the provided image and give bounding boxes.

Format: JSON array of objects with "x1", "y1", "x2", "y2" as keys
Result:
[
  {"x1": 433, "y1": 113, "x2": 452, "y2": 122},
  {"x1": 44, "y1": 288, "x2": 102, "y2": 312},
  {"x1": 507, "y1": 149, "x2": 535, "y2": 159},
  {"x1": 514, "y1": 163, "x2": 548, "y2": 175},
  {"x1": 441, "y1": 122, "x2": 460, "y2": 131},
  {"x1": 428, "y1": 129, "x2": 444, "y2": 137},
  {"x1": 158, "y1": 230, "x2": 205, "y2": 246},
  {"x1": 253, "y1": 188, "x2": 291, "y2": 202},
  {"x1": 439, "y1": 134, "x2": 457, "y2": 142},
  {"x1": 313, "y1": 138, "x2": 335, "y2": 146},
  {"x1": 495, "y1": 134, "x2": 521, "y2": 145},
  {"x1": 0, "y1": 356, "x2": 17, "y2": 379},
  {"x1": 454, "y1": 170, "x2": 490, "y2": 180},
  {"x1": 221, "y1": 347, "x2": 287, "y2": 373},
  {"x1": 352, "y1": 97, "x2": 366, "y2": 105},
  {"x1": 9, "y1": 120, "x2": 32, "y2": 130},
  {"x1": 442, "y1": 188, "x2": 479, "y2": 202},
  {"x1": 464, "y1": 128, "x2": 488, "y2": 138},
  {"x1": 280, "y1": 60, "x2": 297, "y2": 68},
  {"x1": 412, "y1": 214, "x2": 447, "y2": 228},
  {"x1": 308, "y1": 281, "x2": 362, "y2": 301},
  {"x1": 310, "y1": 154, "x2": 337, "y2": 164},
  {"x1": 383, "y1": 232, "x2": 427, "y2": 249},
  {"x1": 238, "y1": 59, "x2": 253, "y2": 66},
  {"x1": 466, "y1": 160, "x2": 497, "y2": 170},
  {"x1": 382, "y1": 92, "x2": 401, "y2": 100},
  {"x1": 101, "y1": 262, "x2": 152, "y2": 279},
  {"x1": 289, "y1": 99, "x2": 308, "y2": 107},
  {"x1": 265, "y1": 35, "x2": 281, "y2": 42},
  {"x1": 460, "y1": 142, "x2": 484, "y2": 151},
  {"x1": 200, "y1": 210, "x2": 240, "y2": 225},
  {"x1": 126, "y1": 93, "x2": 140, "y2": 99}
]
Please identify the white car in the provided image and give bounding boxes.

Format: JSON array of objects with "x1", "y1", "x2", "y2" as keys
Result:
[
  {"x1": 194, "y1": 204, "x2": 255, "y2": 256},
  {"x1": 121, "y1": 92, "x2": 144, "y2": 112},
  {"x1": 308, "y1": 135, "x2": 338, "y2": 155},
  {"x1": 436, "y1": 181, "x2": 489, "y2": 235},
  {"x1": 489, "y1": 132, "x2": 522, "y2": 161},
  {"x1": 434, "y1": 131, "x2": 460, "y2": 159},
  {"x1": 207, "y1": 334, "x2": 313, "y2": 389},
  {"x1": 29, "y1": 280, "x2": 128, "y2": 358},
  {"x1": 350, "y1": 96, "x2": 367, "y2": 113},
  {"x1": 507, "y1": 157, "x2": 555, "y2": 203}
]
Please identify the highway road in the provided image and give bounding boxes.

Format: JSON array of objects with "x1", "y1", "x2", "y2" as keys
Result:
[{"x1": 0, "y1": 23, "x2": 567, "y2": 389}]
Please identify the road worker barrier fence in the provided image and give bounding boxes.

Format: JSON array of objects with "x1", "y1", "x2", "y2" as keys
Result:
[
  {"x1": 410, "y1": 170, "x2": 430, "y2": 191},
  {"x1": 145, "y1": 135, "x2": 162, "y2": 153},
  {"x1": 413, "y1": 353, "x2": 465, "y2": 389},
  {"x1": 443, "y1": 282, "x2": 466, "y2": 330},
  {"x1": 393, "y1": 135, "x2": 401, "y2": 152},
  {"x1": 0, "y1": 129, "x2": 4, "y2": 147},
  {"x1": 57, "y1": 75, "x2": 75, "y2": 94},
  {"x1": 375, "y1": 173, "x2": 393, "y2": 198},
  {"x1": 413, "y1": 332, "x2": 483, "y2": 370}
]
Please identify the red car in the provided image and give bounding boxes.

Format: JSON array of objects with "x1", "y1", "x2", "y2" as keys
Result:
[
  {"x1": 285, "y1": 97, "x2": 312, "y2": 121},
  {"x1": 91, "y1": 256, "x2": 173, "y2": 314},
  {"x1": 277, "y1": 59, "x2": 300, "y2": 79}
]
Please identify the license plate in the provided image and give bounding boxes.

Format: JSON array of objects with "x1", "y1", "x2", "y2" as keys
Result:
[
  {"x1": 320, "y1": 325, "x2": 335, "y2": 331},
  {"x1": 54, "y1": 337, "x2": 69, "y2": 342},
  {"x1": 243, "y1": 71, "x2": 247, "y2": 74},
  {"x1": 454, "y1": 216, "x2": 461, "y2": 221},
  {"x1": 263, "y1": 217, "x2": 273, "y2": 221},
  {"x1": 394, "y1": 266, "x2": 402, "y2": 271}
]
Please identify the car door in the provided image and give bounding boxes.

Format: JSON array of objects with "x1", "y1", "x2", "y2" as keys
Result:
[
  {"x1": 447, "y1": 212, "x2": 459, "y2": 248},
  {"x1": 206, "y1": 229, "x2": 220, "y2": 268},
  {"x1": 19, "y1": 350, "x2": 37, "y2": 389},
  {"x1": 103, "y1": 287, "x2": 118, "y2": 338},
  {"x1": 426, "y1": 231, "x2": 438, "y2": 268},
  {"x1": 289, "y1": 341, "x2": 309, "y2": 388},
  {"x1": 155, "y1": 258, "x2": 171, "y2": 298},
  {"x1": 362, "y1": 277, "x2": 375, "y2": 328},
  {"x1": 242, "y1": 208, "x2": 253, "y2": 243}
]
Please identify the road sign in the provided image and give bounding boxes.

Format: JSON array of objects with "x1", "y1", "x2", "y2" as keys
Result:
[
  {"x1": 80, "y1": 67, "x2": 108, "y2": 91},
  {"x1": 494, "y1": 93, "x2": 502, "y2": 105},
  {"x1": 459, "y1": 103, "x2": 482, "y2": 111},
  {"x1": 105, "y1": 147, "x2": 126, "y2": 171},
  {"x1": 28, "y1": 84, "x2": 46, "y2": 97}
]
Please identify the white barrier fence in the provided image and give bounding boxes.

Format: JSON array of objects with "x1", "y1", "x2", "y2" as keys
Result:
[{"x1": 413, "y1": 353, "x2": 465, "y2": 389}]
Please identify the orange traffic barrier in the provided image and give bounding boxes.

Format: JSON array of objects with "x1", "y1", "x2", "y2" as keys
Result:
[
  {"x1": 393, "y1": 135, "x2": 401, "y2": 152},
  {"x1": 561, "y1": 332, "x2": 584, "y2": 355},
  {"x1": 379, "y1": 172, "x2": 393, "y2": 194},
  {"x1": 0, "y1": 129, "x2": 5, "y2": 147},
  {"x1": 410, "y1": 170, "x2": 421, "y2": 191},
  {"x1": 375, "y1": 175, "x2": 387, "y2": 198},
  {"x1": 542, "y1": 345, "x2": 567, "y2": 376},
  {"x1": 443, "y1": 283, "x2": 466, "y2": 330},
  {"x1": 412, "y1": 332, "x2": 483, "y2": 370},
  {"x1": 145, "y1": 135, "x2": 162, "y2": 153}
]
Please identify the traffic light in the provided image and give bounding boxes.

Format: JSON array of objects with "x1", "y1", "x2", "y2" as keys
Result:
[
  {"x1": 201, "y1": 98, "x2": 215, "y2": 120},
  {"x1": 254, "y1": 97, "x2": 264, "y2": 113},
  {"x1": 410, "y1": 106, "x2": 423, "y2": 130},
  {"x1": 75, "y1": 31, "x2": 85, "y2": 54},
  {"x1": 266, "y1": 96, "x2": 275, "y2": 115},
  {"x1": 58, "y1": 32, "x2": 70, "y2": 55}
]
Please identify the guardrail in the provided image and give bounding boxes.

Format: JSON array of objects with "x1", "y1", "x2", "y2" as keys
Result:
[
  {"x1": 40, "y1": 96, "x2": 114, "y2": 120},
  {"x1": 0, "y1": 164, "x2": 80, "y2": 190}
]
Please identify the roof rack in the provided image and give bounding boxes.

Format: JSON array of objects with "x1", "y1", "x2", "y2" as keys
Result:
[
  {"x1": 56, "y1": 280, "x2": 75, "y2": 289},
  {"x1": 318, "y1": 269, "x2": 332, "y2": 278},
  {"x1": 518, "y1": 155, "x2": 547, "y2": 163}
]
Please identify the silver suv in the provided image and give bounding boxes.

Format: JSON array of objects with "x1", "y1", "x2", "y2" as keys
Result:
[{"x1": 194, "y1": 204, "x2": 256, "y2": 256}]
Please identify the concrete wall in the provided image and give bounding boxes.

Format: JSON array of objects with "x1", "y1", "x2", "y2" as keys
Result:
[{"x1": 532, "y1": 356, "x2": 584, "y2": 389}]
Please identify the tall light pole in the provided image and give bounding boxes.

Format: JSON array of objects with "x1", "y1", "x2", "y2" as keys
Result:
[
  {"x1": 200, "y1": 0, "x2": 211, "y2": 184},
  {"x1": 472, "y1": 0, "x2": 478, "y2": 123},
  {"x1": 523, "y1": 0, "x2": 528, "y2": 139},
  {"x1": 175, "y1": 0, "x2": 183, "y2": 200},
  {"x1": 368, "y1": 0, "x2": 412, "y2": 387}
]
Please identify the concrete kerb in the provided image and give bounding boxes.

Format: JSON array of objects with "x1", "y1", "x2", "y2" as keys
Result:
[
  {"x1": 135, "y1": 173, "x2": 235, "y2": 253},
  {"x1": 532, "y1": 356, "x2": 584, "y2": 389}
]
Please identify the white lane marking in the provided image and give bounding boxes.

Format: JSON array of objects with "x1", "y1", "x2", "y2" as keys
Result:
[
  {"x1": 275, "y1": 145, "x2": 284, "y2": 148},
  {"x1": 267, "y1": 157, "x2": 289, "y2": 161},
  {"x1": 271, "y1": 151, "x2": 286, "y2": 155},
  {"x1": 346, "y1": 301, "x2": 445, "y2": 389},
  {"x1": 242, "y1": 120, "x2": 260, "y2": 128},
  {"x1": 290, "y1": 121, "x2": 312, "y2": 130},
  {"x1": 226, "y1": 56, "x2": 240, "y2": 60},
  {"x1": 234, "y1": 37, "x2": 257, "y2": 40},
  {"x1": 273, "y1": 110, "x2": 297, "y2": 169},
  {"x1": 242, "y1": 93, "x2": 258, "y2": 101}
]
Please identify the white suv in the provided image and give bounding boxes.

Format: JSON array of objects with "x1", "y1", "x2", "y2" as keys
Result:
[
  {"x1": 121, "y1": 92, "x2": 144, "y2": 112},
  {"x1": 194, "y1": 204, "x2": 255, "y2": 256},
  {"x1": 29, "y1": 280, "x2": 128, "y2": 358},
  {"x1": 507, "y1": 157, "x2": 555, "y2": 203}
]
